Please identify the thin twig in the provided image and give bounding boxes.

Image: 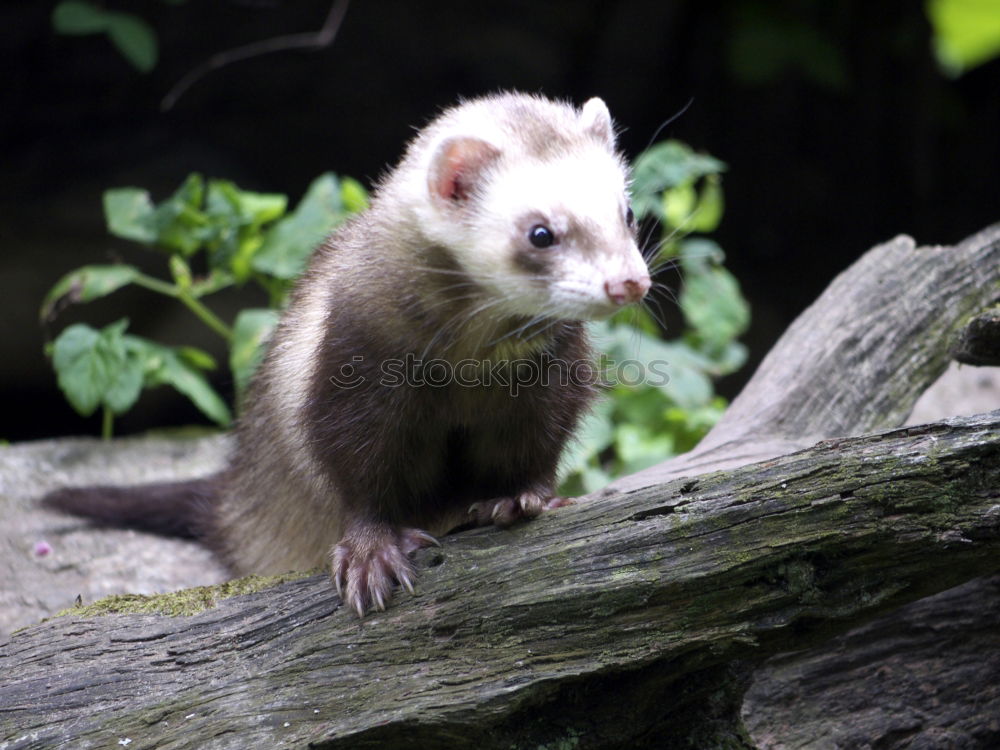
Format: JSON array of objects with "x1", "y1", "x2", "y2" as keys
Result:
[{"x1": 160, "y1": 0, "x2": 351, "y2": 112}]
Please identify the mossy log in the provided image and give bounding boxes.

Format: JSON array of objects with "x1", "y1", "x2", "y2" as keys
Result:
[{"x1": 2, "y1": 224, "x2": 999, "y2": 749}]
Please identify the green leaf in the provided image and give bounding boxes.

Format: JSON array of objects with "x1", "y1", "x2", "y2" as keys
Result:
[
  {"x1": 51, "y1": 321, "x2": 231, "y2": 428},
  {"x1": 51, "y1": 319, "x2": 143, "y2": 417},
  {"x1": 52, "y1": 1, "x2": 110, "y2": 35},
  {"x1": 105, "y1": 176, "x2": 212, "y2": 255},
  {"x1": 689, "y1": 177, "x2": 725, "y2": 233},
  {"x1": 558, "y1": 464, "x2": 613, "y2": 497},
  {"x1": 590, "y1": 321, "x2": 715, "y2": 409},
  {"x1": 253, "y1": 174, "x2": 344, "y2": 280},
  {"x1": 151, "y1": 174, "x2": 208, "y2": 255},
  {"x1": 579, "y1": 465, "x2": 614, "y2": 494},
  {"x1": 927, "y1": 0, "x2": 1000, "y2": 75},
  {"x1": 104, "y1": 188, "x2": 157, "y2": 243},
  {"x1": 40, "y1": 264, "x2": 140, "y2": 321},
  {"x1": 203, "y1": 180, "x2": 288, "y2": 280},
  {"x1": 611, "y1": 386, "x2": 671, "y2": 429},
  {"x1": 52, "y1": 324, "x2": 103, "y2": 416},
  {"x1": 125, "y1": 336, "x2": 232, "y2": 427},
  {"x1": 230, "y1": 308, "x2": 279, "y2": 398},
  {"x1": 176, "y1": 346, "x2": 217, "y2": 371},
  {"x1": 234, "y1": 189, "x2": 287, "y2": 227},
  {"x1": 614, "y1": 423, "x2": 674, "y2": 474},
  {"x1": 663, "y1": 181, "x2": 698, "y2": 230},
  {"x1": 340, "y1": 177, "x2": 369, "y2": 214},
  {"x1": 609, "y1": 304, "x2": 661, "y2": 337},
  {"x1": 680, "y1": 264, "x2": 750, "y2": 352},
  {"x1": 106, "y1": 13, "x2": 158, "y2": 73},
  {"x1": 150, "y1": 351, "x2": 232, "y2": 427},
  {"x1": 660, "y1": 399, "x2": 727, "y2": 455},
  {"x1": 204, "y1": 179, "x2": 287, "y2": 228},
  {"x1": 558, "y1": 398, "x2": 615, "y2": 477},
  {"x1": 710, "y1": 340, "x2": 749, "y2": 377},
  {"x1": 643, "y1": 351, "x2": 714, "y2": 409},
  {"x1": 104, "y1": 358, "x2": 145, "y2": 414},
  {"x1": 203, "y1": 180, "x2": 246, "y2": 275},
  {"x1": 678, "y1": 238, "x2": 726, "y2": 274},
  {"x1": 53, "y1": 3, "x2": 159, "y2": 73},
  {"x1": 631, "y1": 141, "x2": 726, "y2": 221}
]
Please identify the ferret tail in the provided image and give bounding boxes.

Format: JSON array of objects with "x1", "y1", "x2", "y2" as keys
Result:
[{"x1": 40, "y1": 476, "x2": 220, "y2": 539}]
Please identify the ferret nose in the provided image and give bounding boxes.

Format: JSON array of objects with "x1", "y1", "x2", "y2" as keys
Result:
[{"x1": 604, "y1": 276, "x2": 651, "y2": 306}]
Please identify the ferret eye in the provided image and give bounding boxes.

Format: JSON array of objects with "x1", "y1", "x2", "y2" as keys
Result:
[
  {"x1": 626, "y1": 206, "x2": 635, "y2": 227},
  {"x1": 529, "y1": 224, "x2": 556, "y2": 248}
]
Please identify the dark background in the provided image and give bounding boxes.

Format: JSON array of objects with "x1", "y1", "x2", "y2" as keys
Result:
[{"x1": 3, "y1": 0, "x2": 998, "y2": 441}]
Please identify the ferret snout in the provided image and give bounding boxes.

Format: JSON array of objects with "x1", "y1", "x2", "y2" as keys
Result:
[{"x1": 604, "y1": 275, "x2": 651, "y2": 306}]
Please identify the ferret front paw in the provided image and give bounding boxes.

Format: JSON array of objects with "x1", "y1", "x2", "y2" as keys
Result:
[
  {"x1": 468, "y1": 491, "x2": 573, "y2": 528},
  {"x1": 331, "y1": 524, "x2": 439, "y2": 617}
]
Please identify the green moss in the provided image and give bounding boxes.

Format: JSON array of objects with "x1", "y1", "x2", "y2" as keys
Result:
[
  {"x1": 54, "y1": 570, "x2": 316, "y2": 619},
  {"x1": 609, "y1": 565, "x2": 641, "y2": 581}
]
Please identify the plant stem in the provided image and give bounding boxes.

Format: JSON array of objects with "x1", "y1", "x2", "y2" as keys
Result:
[
  {"x1": 177, "y1": 291, "x2": 234, "y2": 342},
  {"x1": 102, "y1": 406, "x2": 113, "y2": 441},
  {"x1": 130, "y1": 272, "x2": 181, "y2": 297},
  {"x1": 131, "y1": 272, "x2": 234, "y2": 342}
]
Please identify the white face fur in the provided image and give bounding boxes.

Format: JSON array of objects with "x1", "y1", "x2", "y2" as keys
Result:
[
  {"x1": 469, "y1": 148, "x2": 647, "y2": 320},
  {"x1": 416, "y1": 96, "x2": 651, "y2": 323}
]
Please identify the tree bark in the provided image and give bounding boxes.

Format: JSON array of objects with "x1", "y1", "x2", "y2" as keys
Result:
[
  {"x1": 744, "y1": 574, "x2": 1000, "y2": 749},
  {"x1": 2, "y1": 224, "x2": 999, "y2": 750}
]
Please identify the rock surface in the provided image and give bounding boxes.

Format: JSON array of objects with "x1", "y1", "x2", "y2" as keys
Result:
[{"x1": 0, "y1": 434, "x2": 229, "y2": 638}]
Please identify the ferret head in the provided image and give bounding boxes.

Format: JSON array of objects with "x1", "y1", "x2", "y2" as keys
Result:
[{"x1": 411, "y1": 94, "x2": 651, "y2": 322}]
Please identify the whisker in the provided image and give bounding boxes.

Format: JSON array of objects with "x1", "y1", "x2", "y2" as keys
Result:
[
  {"x1": 488, "y1": 312, "x2": 553, "y2": 349},
  {"x1": 418, "y1": 296, "x2": 509, "y2": 361},
  {"x1": 640, "y1": 291, "x2": 673, "y2": 332},
  {"x1": 639, "y1": 97, "x2": 694, "y2": 155}
]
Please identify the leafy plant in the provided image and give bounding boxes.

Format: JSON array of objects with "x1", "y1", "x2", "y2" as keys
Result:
[
  {"x1": 559, "y1": 141, "x2": 749, "y2": 494},
  {"x1": 49, "y1": 319, "x2": 230, "y2": 439},
  {"x1": 42, "y1": 172, "x2": 367, "y2": 438}
]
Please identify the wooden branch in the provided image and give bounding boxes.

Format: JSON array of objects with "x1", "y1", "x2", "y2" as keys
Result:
[
  {"x1": 955, "y1": 305, "x2": 1000, "y2": 366},
  {"x1": 3, "y1": 223, "x2": 1000, "y2": 748},
  {"x1": 745, "y1": 573, "x2": 1000, "y2": 747},
  {"x1": 610, "y1": 223, "x2": 1000, "y2": 491},
  {"x1": 2, "y1": 411, "x2": 999, "y2": 748}
]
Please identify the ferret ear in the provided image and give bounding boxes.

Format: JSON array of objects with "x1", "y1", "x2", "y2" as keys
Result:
[
  {"x1": 428, "y1": 136, "x2": 501, "y2": 206},
  {"x1": 579, "y1": 97, "x2": 616, "y2": 149}
]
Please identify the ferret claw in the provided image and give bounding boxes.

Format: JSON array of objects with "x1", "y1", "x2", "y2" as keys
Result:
[
  {"x1": 405, "y1": 528, "x2": 441, "y2": 550},
  {"x1": 545, "y1": 496, "x2": 574, "y2": 510},
  {"x1": 330, "y1": 523, "x2": 439, "y2": 617},
  {"x1": 470, "y1": 489, "x2": 566, "y2": 528},
  {"x1": 333, "y1": 567, "x2": 344, "y2": 598},
  {"x1": 398, "y1": 568, "x2": 416, "y2": 594}
]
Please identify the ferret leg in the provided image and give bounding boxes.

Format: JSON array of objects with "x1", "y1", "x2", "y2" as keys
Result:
[{"x1": 330, "y1": 519, "x2": 439, "y2": 617}]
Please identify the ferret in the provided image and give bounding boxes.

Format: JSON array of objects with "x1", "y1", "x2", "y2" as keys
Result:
[{"x1": 42, "y1": 93, "x2": 651, "y2": 616}]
